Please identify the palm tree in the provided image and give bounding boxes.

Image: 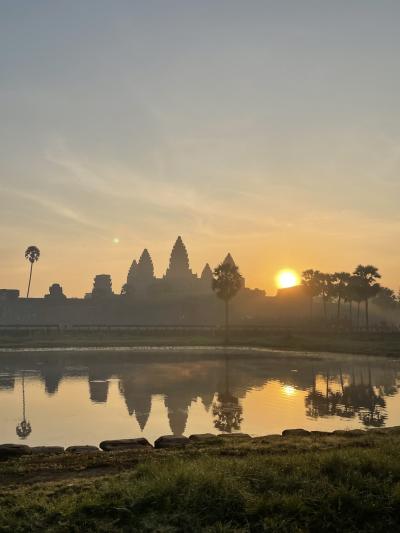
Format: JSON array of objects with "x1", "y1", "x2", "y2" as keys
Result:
[
  {"x1": 373, "y1": 287, "x2": 397, "y2": 311},
  {"x1": 345, "y1": 275, "x2": 364, "y2": 327},
  {"x1": 353, "y1": 265, "x2": 381, "y2": 330},
  {"x1": 24, "y1": 246, "x2": 40, "y2": 298},
  {"x1": 301, "y1": 269, "x2": 322, "y2": 320},
  {"x1": 212, "y1": 262, "x2": 243, "y2": 344},
  {"x1": 332, "y1": 272, "x2": 351, "y2": 322},
  {"x1": 319, "y1": 272, "x2": 335, "y2": 321}
]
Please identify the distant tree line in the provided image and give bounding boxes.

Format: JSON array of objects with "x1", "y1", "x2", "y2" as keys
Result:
[{"x1": 301, "y1": 265, "x2": 399, "y2": 329}]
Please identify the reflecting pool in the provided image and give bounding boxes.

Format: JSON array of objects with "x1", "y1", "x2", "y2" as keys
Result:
[{"x1": 0, "y1": 348, "x2": 399, "y2": 446}]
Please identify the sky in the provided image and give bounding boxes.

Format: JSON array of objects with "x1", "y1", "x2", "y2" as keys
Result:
[{"x1": 0, "y1": 1, "x2": 399, "y2": 297}]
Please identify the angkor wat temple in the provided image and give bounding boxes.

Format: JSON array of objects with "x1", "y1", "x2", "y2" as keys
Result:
[
  {"x1": 125, "y1": 236, "x2": 215, "y2": 296},
  {"x1": 1, "y1": 237, "x2": 295, "y2": 326},
  {"x1": 89, "y1": 236, "x2": 245, "y2": 300}
]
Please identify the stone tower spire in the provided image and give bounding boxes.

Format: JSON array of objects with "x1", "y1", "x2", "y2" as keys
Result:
[
  {"x1": 222, "y1": 253, "x2": 245, "y2": 288},
  {"x1": 136, "y1": 249, "x2": 155, "y2": 282},
  {"x1": 200, "y1": 263, "x2": 213, "y2": 292},
  {"x1": 165, "y1": 236, "x2": 192, "y2": 280},
  {"x1": 201, "y1": 263, "x2": 213, "y2": 281},
  {"x1": 127, "y1": 259, "x2": 138, "y2": 286},
  {"x1": 223, "y1": 253, "x2": 236, "y2": 268}
]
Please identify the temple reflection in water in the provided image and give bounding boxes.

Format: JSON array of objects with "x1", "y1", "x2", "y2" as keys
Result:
[{"x1": 0, "y1": 350, "x2": 399, "y2": 444}]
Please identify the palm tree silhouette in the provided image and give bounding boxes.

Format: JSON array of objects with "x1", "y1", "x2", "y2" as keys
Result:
[
  {"x1": 16, "y1": 372, "x2": 32, "y2": 439},
  {"x1": 25, "y1": 246, "x2": 40, "y2": 298},
  {"x1": 301, "y1": 269, "x2": 322, "y2": 320},
  {"x1": 212, "y1": 263, "x2": 243, "y2": 344},
  {"x1": 319, "y1": 273, "x2": 335, "y2": 322},
  {"x1": 353, "y1": 265, "x2": 381, "y2": 330},
  {"x1": 332, "y1": 272, "x2": 351, "y2": 322}
]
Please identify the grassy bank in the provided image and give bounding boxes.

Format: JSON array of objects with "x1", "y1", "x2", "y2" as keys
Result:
[
  {"x1": 2, "y1": 431, "x2": 400, "y2": 531},
  {"x1": 1, "y1": 328, "x2": 400, "y2": 357}
]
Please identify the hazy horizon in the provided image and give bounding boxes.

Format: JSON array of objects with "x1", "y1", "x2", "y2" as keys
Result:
[{"x1": 1, "y1": 1, "x2": 399, "y2": 297}]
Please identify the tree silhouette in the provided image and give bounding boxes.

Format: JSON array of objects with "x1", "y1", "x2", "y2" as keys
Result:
[
  {"x1": 345, "y1": 275, "x2": 365, "y2": 327},
  {"x1": 353, "y1": 265, "x2": 381, "y2": 330},
  {"x1": 212, "y1": 262, "x2": 243, "y2": 343},
  {"x1": 373, "y1": 287, "x2": 398, "y2": 311},
  {"x1": 332, "y1": 272, "x2": 351, "y2": 322},
  {"x1": 24, "y1": 246, "x2": 40, "y2": 298},
  {"x1": 301, "y1": 269, "x2": 322, "y2": 320},
  {"x1": 318, "y1": 273, "x2": 335, "y2": 321}
]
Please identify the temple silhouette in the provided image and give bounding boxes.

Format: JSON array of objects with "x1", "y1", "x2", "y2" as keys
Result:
[
  {"x1": 123, "y1": 236, "x2": 217, "y2": 297},
  {"x1": 0, "y1": 236, "x2": 275, "y2": 326},
  {"x1": 4, "y1": 235, "x2": 388, "y2": 327}
]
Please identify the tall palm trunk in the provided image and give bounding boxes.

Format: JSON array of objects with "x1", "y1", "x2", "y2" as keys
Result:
[
  {"x1": 337, "y1": 295, "x2": 341, "y2": 322},
  {"x1": 224, "y1": 300, "x2": 230, "y2": 344},
  {"x1": 22, "y1": 372, "x2": 27, "y2": 422},
  {"x1": 323, "y1": 297, "x2": 327, "y2": 321},
  {"x1": 26, "y1": 262, "x2": 33, "y2": 298},
  {"x1": 365, "y1": 298, "x2": 369, "y2": 331},
  {"x1": 357, "y1": 302, "x2": 361, "y2": 328},
  {"x1": 309, "y1": 297, "x2": 313, "y2": 321}
]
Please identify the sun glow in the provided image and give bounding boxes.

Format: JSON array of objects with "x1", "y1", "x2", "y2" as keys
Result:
[{"x1": 276, "y1": 269, "x2": 300, "y2": 289}]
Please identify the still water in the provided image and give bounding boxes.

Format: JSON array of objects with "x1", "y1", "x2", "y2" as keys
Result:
[{"x1": 0, "y1": 348, "x2": 399, "y2": 446}]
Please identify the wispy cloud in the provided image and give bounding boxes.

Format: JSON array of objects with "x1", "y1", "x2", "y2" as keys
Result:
[{"x1": 0, "y1": 185, "x2": 104, "y2": 231}]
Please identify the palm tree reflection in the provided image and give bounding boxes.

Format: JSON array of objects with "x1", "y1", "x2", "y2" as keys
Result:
[
  {"x1": 16, "y1": 372, "x2": 32, "y2": 439},
  {"x1": 305, "y1": 366, "x2": 387, "y2": 427},
  {"x1": 212, "y1": 356, "x2": 243, "y2": 433},
  {"x1": 305, "y1": 369, "x2": 342, "y2": 419}
]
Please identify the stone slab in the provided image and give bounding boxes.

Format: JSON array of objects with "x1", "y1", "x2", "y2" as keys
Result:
[
  {"x1": 0, "y1": 444, "x2": 31, "y2": 460},
  {"x1": 31, "y1": 446, "x2": 64, "y2": 455},
  {"x1": 100, "y1": 438, "x2": 152, "y2": 451},
  {"x1": 65, "y1": 445, "x2": 99, "y2": 453},
  {"x1": 282, "y1": 429, "x2": 311, "y2": 437},
  {"x1": 154, "y1": 435, "x2": 190, "y2": 449}
]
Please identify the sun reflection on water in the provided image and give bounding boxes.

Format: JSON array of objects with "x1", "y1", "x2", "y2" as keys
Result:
[{"x1": 282, "y1": 384, "x2": 296, "y2": 397}]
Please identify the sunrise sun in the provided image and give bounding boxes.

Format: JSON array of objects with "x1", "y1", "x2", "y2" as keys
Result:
[{"x1": 276, "y1": 269, "x2": 300, "y2": 289}]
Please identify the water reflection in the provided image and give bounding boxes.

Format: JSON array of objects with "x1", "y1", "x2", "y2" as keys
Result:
[
  {"x1": 15, "y1": 372, "x2": 32, "y2": 439},
  {"x1": 212, "y1": 356, "x2": 243, "y2": 433},
  {"x1": 305, "y1": 367, "x2": 388, "y2": 427},
  {"x1": 0, "y1": 349, "x2": 399, "y2": 445}
]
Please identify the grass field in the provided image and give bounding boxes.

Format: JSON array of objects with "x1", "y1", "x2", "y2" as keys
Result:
[
  {"x1": 1, "y1": 431, "x2": 400, "y2": 532},
  {"x1": 1, "y1": 327, "x2": 399, "y2": 358}
]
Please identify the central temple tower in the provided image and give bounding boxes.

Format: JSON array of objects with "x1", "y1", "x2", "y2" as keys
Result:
[
  {"x1": 165, "y1": 237, "x2": 192, "y2": 280},
  {"x1": 164, "y1": 236, "x2": 197, "y2": 289}
]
